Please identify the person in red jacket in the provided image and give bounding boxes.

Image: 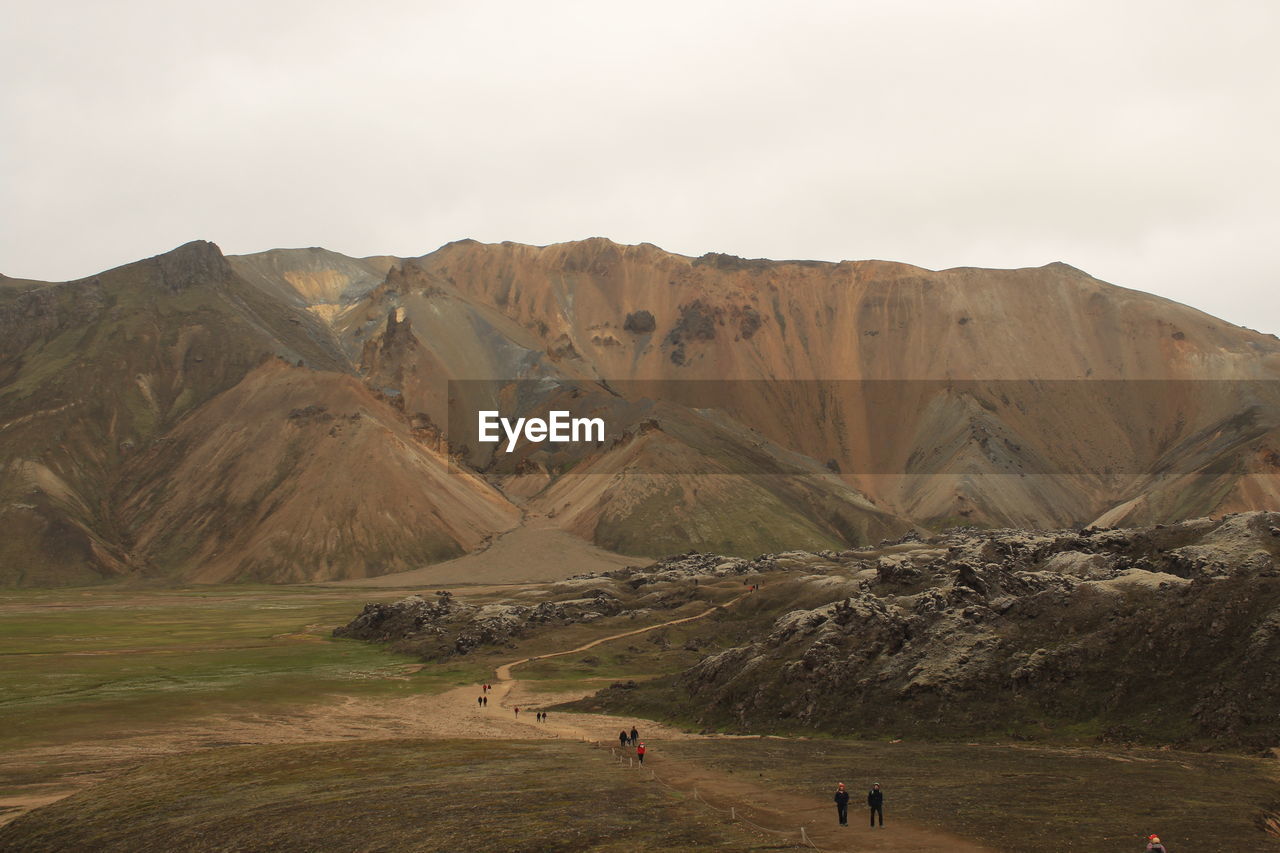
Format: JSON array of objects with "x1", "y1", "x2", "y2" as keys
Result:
[{"x1": 636, "y1": 742, "x2": 646, "y2": 764}]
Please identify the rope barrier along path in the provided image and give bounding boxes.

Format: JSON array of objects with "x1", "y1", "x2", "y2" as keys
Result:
[
  {"x1": 587, "y1": 740, "x2": 823, "y2": 851},
  {"x1": 688, "y1": 778, "x2": 822, "y2": 851}
]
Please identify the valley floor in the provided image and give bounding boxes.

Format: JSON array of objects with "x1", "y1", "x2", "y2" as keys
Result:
[{"x1": 1, "y1": 584, "x2": 1276, "y2": 851}]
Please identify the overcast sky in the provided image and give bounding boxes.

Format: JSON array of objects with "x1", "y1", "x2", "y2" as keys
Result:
[{"x1": 3, "y1": 1, "x2": 1277, "y2": 332}]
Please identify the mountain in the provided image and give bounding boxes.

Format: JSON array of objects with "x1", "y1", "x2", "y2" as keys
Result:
[
  {"x1": 0, "y1": 242, "x2": 513, "y2": 586},
  {"x1": 1, "y1": 238, "x2": 1277, "y2": 586}
]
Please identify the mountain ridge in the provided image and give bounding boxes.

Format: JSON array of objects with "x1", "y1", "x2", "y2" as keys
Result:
[{"x1": 2, "y1": 237, "x2": 1277, "y2": 586}]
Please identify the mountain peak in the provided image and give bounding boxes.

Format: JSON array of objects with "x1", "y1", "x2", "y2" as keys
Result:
[
  {"x1": 149, "y1": 240, "x2": 233, "y2": 292},
  {"x1": 1043, "y1": 260, "x2": 1091, "y2": 276}
]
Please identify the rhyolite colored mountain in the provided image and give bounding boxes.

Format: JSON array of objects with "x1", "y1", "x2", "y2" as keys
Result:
[{"x1": 2, "y1": 238, "x2": 1278, "y2": 585}]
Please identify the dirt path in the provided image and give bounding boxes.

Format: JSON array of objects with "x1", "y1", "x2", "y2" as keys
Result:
[
  {"x1": 494, "y1": 594, "x2": 748, "y2": 683},
  {"x1": 0, "y1": 598, "x2": 992, "y2": 851},
  {"x1": 481, "y1": 599, "x2": 991, "y2": 853}
]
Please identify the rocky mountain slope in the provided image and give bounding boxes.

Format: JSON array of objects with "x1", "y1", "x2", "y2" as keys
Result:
[
  {"x1": 574, "y1": 511, "x2": 1280, "y2": 750},
  {"x1": 2, "y1": 237, "x2": 1278, "y2": 585}
]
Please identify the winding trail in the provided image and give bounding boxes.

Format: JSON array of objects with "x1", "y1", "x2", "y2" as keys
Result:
[{"x1": 494, "y1": 594, "x2": 747, "y2": 684}]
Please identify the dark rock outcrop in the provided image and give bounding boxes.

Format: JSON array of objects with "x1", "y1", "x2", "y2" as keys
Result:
[
  {"x1": 594, "y1": 512, "x2": 1280, "y2": 749},
  {"x1": 623, "y1": 310, "x2": 656, "y2": 333},
  {"x1": 335, "y1": 587, "x2": 627, "y2": 659}
]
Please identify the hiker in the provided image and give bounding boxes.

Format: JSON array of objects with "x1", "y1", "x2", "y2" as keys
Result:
[
  {"x1": 636, "y1": 742, "x2": 646, "y2": 764},
  {"x1": 619, "y1": 730, "x2": 628, "y2": 749},
  {"x1": 868, "y1": 782, "x2": 884, "y2": 827},
  {"x1": 1146, "y1": 835, "x2": 1168, "y2": 852},
  {"x1": 514, "y1": 706, "x2": 520, "y2": 717},
  {"x1": 834, "y1": 782, "x2": 849, "y2": 826},
  {"x1": 629, "y1": 726, "x2": 638, "y2": 746},
  {"x1": 477, "y1": 696, "x2": 483, "y2": 708},
  {"x1": 482, "y1": 696, "x2": 487, "y2": 706}
]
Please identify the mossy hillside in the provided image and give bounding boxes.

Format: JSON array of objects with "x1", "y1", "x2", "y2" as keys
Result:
[
  {"x1": 593, "y1": 480, "x2": 845, "y2": 558},
  {"x1": 572, "y1": 526, "x2": 1280, "y2": 750}
]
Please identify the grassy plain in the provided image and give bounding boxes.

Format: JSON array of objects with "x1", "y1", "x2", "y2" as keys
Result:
[
  {"x1": 0, "y1": 585, "x2": 487, "y2": 752},
  {"x1": 0, "y1": 739, "x2": 776, "y2": 852}
]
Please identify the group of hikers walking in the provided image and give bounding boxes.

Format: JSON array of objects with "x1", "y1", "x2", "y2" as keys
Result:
[
  {"x1": 618, "y1": 726, "x2": 645, "y2": 762},
  {"x1": 473, "y1": 684, "x2": 548, "y2": 721},
  {"x1": 513, "y1": 707, "x2": 550, "y2": 721},
  {"x1": 833, "y1": 781, "x2": 882, "y2": 828}
]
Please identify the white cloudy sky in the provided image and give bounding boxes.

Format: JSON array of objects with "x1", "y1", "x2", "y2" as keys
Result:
[{"x1": 4, "y1": 0, "x2": 1278, "y2": 332}]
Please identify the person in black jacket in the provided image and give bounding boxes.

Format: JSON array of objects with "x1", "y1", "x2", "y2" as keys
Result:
[
  {"x1": 833, "y1": 782, "x2": 850, "y2": 825},
  {"x1": 868, "y1": 783, "x2": 884, "y2": 827}
]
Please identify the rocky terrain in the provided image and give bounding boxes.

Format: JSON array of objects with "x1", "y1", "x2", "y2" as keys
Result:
[
  {"x1": 332, "y1": 556, "x2": 759, "y2": 658},
  {"x1": 569, "y1": 511, "x2": 1280, "y2": 750},
  {"x1": 335, "y1": 588, "x2": 626, "y2": 657},
  {"x1": 3, "y1": 237, "x2": 1279, "y2": 585}
]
